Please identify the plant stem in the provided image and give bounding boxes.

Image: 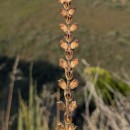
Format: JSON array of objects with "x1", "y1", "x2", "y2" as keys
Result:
[{"x1": 5, "y1": 55, "x2": 20, "y2": 130}]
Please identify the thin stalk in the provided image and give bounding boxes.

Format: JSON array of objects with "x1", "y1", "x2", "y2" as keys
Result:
[{"x1": 5, "y1": 56, "x2": 20, "y2": 130}]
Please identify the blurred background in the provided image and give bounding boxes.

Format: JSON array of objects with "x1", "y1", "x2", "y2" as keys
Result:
[{"x1": 0, "y1": 0, "x2": 130, "y2": 130}]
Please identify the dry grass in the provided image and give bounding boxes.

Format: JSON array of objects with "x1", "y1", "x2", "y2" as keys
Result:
[
  {"x1": 5, "y1": 56, "x2": 20, "y2": 130},
  {"x1": 82, "y1": 74, "x2": 130, "y2": 130}
]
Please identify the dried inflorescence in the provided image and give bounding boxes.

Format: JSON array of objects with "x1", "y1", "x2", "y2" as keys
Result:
[{"x1": 57, "y1": 0, "x2": 79, "y2": 130}]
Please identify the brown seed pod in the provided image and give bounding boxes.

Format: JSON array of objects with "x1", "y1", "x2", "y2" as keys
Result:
[
  {"x1": 69, "y1": 101, "x2": 77, "y2": 112},
  {"x1": 63, "y1": 1, "x2": 71, "y2": 10},
  {"x1": 59, "y1": 0, "x2": 65, "y2": 4},
  {"x1": 65, "y1": 49, "x2": 73, "y2": 60},
  {"x1": 58, "y1": 122, "x2": 65, "y2": 130},
  {"x1": 65, "y1": 16, "x2": 72, "y2": 24},
  {"x1": 60, "y1": 23, "x2": 68, "y2": 33},
  {"x1": 68, "y1": 124, "x2": 77, "y2": 130},
  {"x1": 59, "y1": 58, "x2": 68, "y2": 69},
  {"x1": 68, "y1": 7, "x2": 76, "y2": 16},
  {"x1": 59, "y1": 9, "x2": 67, "y2": 17},
  {"x1": 64, "y1": 91, "x2": 72, "y2": 101},
  {"x1": 57, "y1": 101, "x2": 66, "y2": 111},
  {"x1": 60, "y1": 40, "x2": 69, "y2": 50},
  {"x1": 58, "y1": 0, "x2": 79, "y2": 128},
  {"x1": 64, "y1": 114, "x2": 72, "y2": 124},
  {"x1": 65, "y1": 0, "x2": 71, "y2": 2},
  {"x1": 70, "y1": 79, "x2": 79, "y2": 89},
  {"x1": 65, "y1": 70, "x2": 73, "y2": 80},
  {"x1": 70, "y1": 23, "x2": 78, "y2": 32},
  {"x1": 64, "y1": 33, "x2": 72, "y2": 42},
  {"x1": 70, "y1": 58, "x2": 78, "y2": 69},
  {"x1": 71, "y1": 39, "x2": 79, "y2": 50},
  {"x1": 58, "y1": 79, "x2": 67, "y2": 89}
]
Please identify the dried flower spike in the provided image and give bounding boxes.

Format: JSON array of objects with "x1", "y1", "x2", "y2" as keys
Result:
[{"x1": 57, "y1": 0, "x2": 79, "y2": 129}]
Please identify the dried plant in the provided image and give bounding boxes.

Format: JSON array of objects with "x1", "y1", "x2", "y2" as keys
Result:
[
  {"x1": 83, "y1": 77, "x2": 130, "y2": 130},
  {"x1": 57, "y1": 0, "x2": 79, "y2": 130},
  {"x1": 5, "y1": 56, "x2": 20, "y2": 130}
]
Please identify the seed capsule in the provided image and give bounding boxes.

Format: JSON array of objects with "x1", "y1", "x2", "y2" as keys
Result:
[
  {"x1": 70, "y1": 58, "x2": 78, "y2": 69},
  {"x1": 64, "y1": 114, "x2": 72, "y2": 124},
  {"x1": 69, "y1": 101, "x2": 77, "y2": 112},
  {"x1": 59, "y1": 9, "x2": 67, "y2": 17},
  {"x1": 60, "y1": 23, "x2": 68, "y2": 33},
  {"x1": 58, "y1": 79, "x2": 67, "y2": 89},
  {"x1": 65, "y1": 49, "x2": 73, "y2": 60},
  {"x1": 57, "y1": 101, "x2": 66, "y2": 111},
  {"x1": 59, "y1": 58, "x2": 68, "y2": 69},
  {"x1": 71, "y1": 39, "x2": 79, "y2": 50},
  {"x1": 65, "y1": 16, "x2": 72, "y2": 24},
  {"x1": 68, "y1": 7, "x2": 76, "y2": 16},
  {"x1": 68, "y1": 124, "x2": 77, "y2": 130},
  {"x1": 70, "y1": 23, "x2": 78, "y2": 32},
  {"x1": 60, "y1": 40, "x2": 69, "y2": 50},
  {"x1": 64, "y1": 91, "x2": 72, "y2": 101},
  {"x1": 58, "y1": 122, "x2": 65, "y2": 130},
  {"x1": 64, "y1": 33, "x2": 72, "y2": 42},
  {"x1": 63, "y1": 1, "x2": 71, "y2": 10},
  {"x1": 59, "y1": 0, "x2": 65, "y2": 4},
  {"x1": 70, "y1": 79, "x2": 79, "y2": 89},
  {"x1": 65, "y1": 70, "x2": 73, "y2": 80}
]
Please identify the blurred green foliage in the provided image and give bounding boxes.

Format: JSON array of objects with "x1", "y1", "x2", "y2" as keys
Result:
[
  {"x1": 84, "y1": 66, "x2": 130, "y2": 103},
  {"x1": 17, "y1": 75, "x2": 46, "y2": 130}
]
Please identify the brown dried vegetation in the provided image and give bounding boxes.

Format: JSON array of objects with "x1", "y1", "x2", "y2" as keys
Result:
[{"x1": 57, "y1": 0, "x2": 79, "y2": 129}]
